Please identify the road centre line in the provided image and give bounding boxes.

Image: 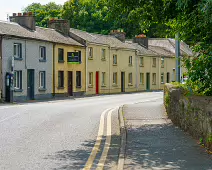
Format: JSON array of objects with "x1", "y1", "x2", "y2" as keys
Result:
[
  {"x1": 96, "y1": 108, "x2": 116, "y2": 169},
  {"x1": 83, "y1": 108, "x2": 112, "y2": 170}
]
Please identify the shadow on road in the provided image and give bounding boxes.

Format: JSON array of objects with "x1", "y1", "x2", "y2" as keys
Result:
[{"x1": 124, "y1": 123, "x2": 212, "y2": 170}]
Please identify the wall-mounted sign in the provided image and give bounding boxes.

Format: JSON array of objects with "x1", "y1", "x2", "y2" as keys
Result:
[{"x1": 67, "y1": 52, "x2": 81, "y2": 64}]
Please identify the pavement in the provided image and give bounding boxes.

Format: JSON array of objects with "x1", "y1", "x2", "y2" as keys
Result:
[{"x1": 122, "y1": 99, "x2": 212, "y2": 170}]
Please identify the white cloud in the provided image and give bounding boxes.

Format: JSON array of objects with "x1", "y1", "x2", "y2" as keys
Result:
[{"x1": 0, "y1": 0, "x2": 67, "y2": 21}]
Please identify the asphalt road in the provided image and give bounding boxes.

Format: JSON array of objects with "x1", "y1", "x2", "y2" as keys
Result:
[{"x1": 0, "y1": 92, "x2": 163, "y2": 170}]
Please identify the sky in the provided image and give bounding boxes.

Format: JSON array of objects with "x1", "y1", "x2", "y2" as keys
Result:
[{"x1": 0, "y1": 0, "x2": 68, "y2": 21}]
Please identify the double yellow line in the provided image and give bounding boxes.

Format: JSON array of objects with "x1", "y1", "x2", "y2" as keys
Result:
[{"x1": 83, "y1": 108, "x2": 116, "y2": 170}]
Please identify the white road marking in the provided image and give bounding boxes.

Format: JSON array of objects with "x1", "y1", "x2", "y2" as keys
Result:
[
  {"x1": 96, "y1": 107, "x2": 116, "y2": 169},
  {"x1": 83, "y1": 108, "x2": 112, "y2": 170}
]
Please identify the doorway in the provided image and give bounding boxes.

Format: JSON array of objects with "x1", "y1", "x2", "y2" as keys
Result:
[
  {"x1": 68, "y1": 71, "x2": 73, "y2": 96},
  {"x1": 27, "y1": 69, "x2": 34, "y2": 100},
  {"x1": 96, "y1": 71, "x2": 99, "y2": 94},
  {"x1": 121, "y1": 72, "x2": 125, "y2": 92},
  {"x1": 167, "y1": 72, "x2": 170, "y2": 83},
  {"x1": 146, "y1": 73, "x2": 150, "y2": 91}
]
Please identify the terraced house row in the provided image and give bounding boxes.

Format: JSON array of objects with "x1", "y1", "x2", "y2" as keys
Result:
[{"x1": 0, "y1": 13, "x2": 193, "y2": 102}]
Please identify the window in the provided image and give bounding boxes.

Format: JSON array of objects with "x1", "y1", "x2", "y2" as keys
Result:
[
  {"x1": 14, "y1": 71, "x2": 22, "y2": 89},
  {"x1": 101, "y1": 49, "x2": 106, "y2": 60},
  {"x1": 128, "y1": 73, "x2": 132, "y2": 84},
  {"x1": 167, "y1": 72, "x2": 170, "y2": 83},
  {"x1": 39, "y1": 71, "x2": 45, "y2": 89},
  {"x1": 140, "y1": 73, "x2": 144, "y2": 84},
  {"x1": 58, "y1": 71, "x2": 64, "y2": 88},
  {"x1": 152, "y1": 73, "x2": 156, "y2": 85},
  {"x1": 76, "y1": 71, "x2": 81, "y2": 87},
  {"x1": 13, "y1": 43, "x2": 22, "y2": 59},
  {"x1": 113, "y1": 54, "x2": 117, "y2": 65},
  {"x1": 88, "y1": 47, "x2": 93, "y2": 58},
  {"x1": 129, "y1": 56, "x2": 132, "y2": 65},
  {"x1": 161, "y1": 57, "x2": 164, "y2": 67},
  {"x1": 58, "y1": 48, "x2": 64, "y2": 62},
  {"x1": 40, "y1": 46, "x2": 46, "y2": 61},
  {"x1": 102, "y1": 72, "x2": 106, "y2": 86},
  {"x1": 161, "y1": 73, "x2": 164, "y2": 84},
  {"x1": 89, "y1": 72, "x2": 93, "y2": 86},
  {"x1": 113, "y1": 72, "x2": 117, "y2": 84},
  {"x1": 140, "y1": 57, "x2": 144, "y2": 66},
  {"x1": 152, "y1": 58, "x2": 156, "y2": 67}
]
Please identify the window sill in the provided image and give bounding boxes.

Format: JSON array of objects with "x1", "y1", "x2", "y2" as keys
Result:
[
  {"x1": 112, "y1": 84, "x2": 118, "y2": 87},
  {"x1": 76, "y1": 86, "x2": 82, "y2": 89},
  {"x1": 57, "y1": 87, "x2": 64, "y2": 89},
  {"x1": 139, "y1": 64, "x2": 144, "y2": 67},
  {"x1": 58, "y1": 60, "x2": 65, "y2": 63},
  {"x1": 101, "y1": 58, "x2": 106, "y2": 61},
  {"x1": 101, "y1": 85, "x2": 106, "y2": 87},
  {"x1": 128, "y1": 64, "x2": 133, "y2": 67},
  {"x1": 14, "y1": 89, "x2": 23, "y2": 92},
  {"x1": 113, "y1": 64, "x2": 117, "y2": 66},
  {"x1": 38, "y1": 88, "x2": 47, "y2": 91},
  {"x1": 39, "y1": 59, "x2": 47, "y2": 62},
  {"x1": 14, "y1": 57, "x2": 23, "y2": 61},
  {"x1": 161, "y1": 82, "x2": 164, "y2": 84},
  {"x1": 152, "y1": 83, "x2": 156, "y2": 85},
  {"x1": 161, "y1": 66, "x2": 164, "y2": 68},
  {"x1": 152, "y1": 65, "x2": 156, "y2": 67},
  {"x1": 88, "y1": 57, "x2": 93, "y2": 60},
  {"x1": 128, "y1": 83, "x2": 133, "y2": 86},
  {"x1": 88, "y1": 85, "x2": 93, "y2": 88},
  {"x1": 139, "y1": 83, "x2": 144, "y2": 85}
]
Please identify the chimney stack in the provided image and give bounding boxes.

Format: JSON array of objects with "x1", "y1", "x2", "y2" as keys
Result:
[
  {"x1": 133, "y1": 34, "x2": 148, "y2": 49},
  {"x1": 48, "y1": 19, "x2": 70, "y2": 36},
  {"x1": 110, "y1": 29, "x2": 126, "y2": 42},
  {"x1": 9, "y1": 12, "x2": 36, "y2": 31}
]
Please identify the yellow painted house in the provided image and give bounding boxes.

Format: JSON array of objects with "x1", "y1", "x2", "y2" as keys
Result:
[{"x1": 47, "y1": 19, "x2": 86, "y2": 97}]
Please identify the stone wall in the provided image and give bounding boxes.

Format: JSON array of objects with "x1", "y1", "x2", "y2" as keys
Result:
[{"x1": 164, "y1": 83, "x2": 212, "y2": 151}]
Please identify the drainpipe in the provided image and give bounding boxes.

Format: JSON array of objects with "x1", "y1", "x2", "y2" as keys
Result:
[
  {"x1": 25, "y1": 40, "x2": 27, "y2": 69},
  {"x1": 0, "y1": 35, "x2": 3, "y2": 99},
  {"x1": 135, "y1": 50, "x2": 138, "y2": 91},
  {"x1": 109, "y1": 45, "x2": 111, "y2": 94},
  {"x1": 53, "y1": 43, "x2": 56, "y2": 97},
  {"x1": 85, "y1": 42, "x2": 88, "y2": 95}
]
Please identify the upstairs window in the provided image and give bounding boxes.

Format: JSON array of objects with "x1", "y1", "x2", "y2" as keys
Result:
[
  {"x1": 140, "y1": 57, "x2": 144, "y2": 66},
  {"x1": 113, "y1": 54, "x2": 117, "y2": 65},
  {"x1": 161, "y1": 57, "x2": 164, "y2": 67},
  {"x1": 39, "y1": 46, "x2": 46, "y2": 61},
  {"x1": 88, "y1": 47, "x2": 93, "y2": 58},
  {"x1": 58, "y1": 48, "x2": 64, "y2": 62},
  {"x1": 14, "y1": 43, "x2": 22, "y2": 59},
  {"x1": 152, "y1": 58, "x2": 156, "y2": 67},
  {"x1": 101, "y1": 49, "x2": 106, "y2": 60},
  {"x1": 129, "y1": 56, "x2": 132, "y2": 65}
]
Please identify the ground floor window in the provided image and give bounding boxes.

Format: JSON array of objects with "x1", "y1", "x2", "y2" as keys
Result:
[
  {"x1": 140, "y1": 73, "x2": 144, "y2": 84},
  {"x1": 76, "y1": 71, "x2": 81, "y2": 87},
  {"x1": 39, "y1": 71, "x2": 45, "y2": 88},
  {"x1": 113, "y1": 72, "x2": 117, "y2": 84},
  {"x1": 152, "y1": 73, "x2": 156, "y2": 85},
  {"x1": 14, "y1": 70, "x2": 22, "y2": 89},
  {"x1": 58, "y1": 71, "x2": 64, "y2": 88},
  {"x1": 89, "y1": 72, "x2": 93, "y2": 86},
  {"x1": 161, "y1": 72, "x2": 164, "y2": 84},
  {"x1": 102, "y1": 72, "x2": 106, "y2": 86},
  {"x1": 128, "y1": 73, "x2": 132, "y2": 84}
]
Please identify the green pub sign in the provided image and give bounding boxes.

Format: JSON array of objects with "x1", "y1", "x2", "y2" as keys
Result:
[{"x1": 67, "y1": 51, "x2": 81, "y2": 64}]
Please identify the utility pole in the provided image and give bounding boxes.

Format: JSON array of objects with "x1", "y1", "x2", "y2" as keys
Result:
[{"x1": 175, "y1": 33, "x2": 181, "y2": 82}]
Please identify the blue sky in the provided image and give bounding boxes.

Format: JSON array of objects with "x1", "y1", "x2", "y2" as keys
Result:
[{"x1": 0, "y1": 0, "x2": 67, "y2": 21}]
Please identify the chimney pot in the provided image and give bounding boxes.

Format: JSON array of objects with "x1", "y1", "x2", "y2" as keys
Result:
[
  {"x1": 13, "y1": 13, "x2": 16, "y2": 17},
  {"x1": 18, "y1": 13, "x2": 22, "y2": 16},
  {"x1": 23, "y1": 12, "x2": 27, "y2": 16}
]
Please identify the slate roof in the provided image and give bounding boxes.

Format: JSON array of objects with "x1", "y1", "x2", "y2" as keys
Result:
[
  {"x1": 126, "y1": 41, "x2": 157, "y2": 56},
  {"x1": 0, "y1": 21, "x2": 83, "y2": 46},
  {"x1": 148, "y1": 45, "x2": 175, "y2": 57},
  {"x1": 69, "y1": 28, "x2": 136, "y2": 50},
  {"x1": 149, "y1": 38, "x2": 193, "y2": 56}
]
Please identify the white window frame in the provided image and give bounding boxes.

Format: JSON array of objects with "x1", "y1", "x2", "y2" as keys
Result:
[
  {"x1": 113, "y1": 54, "x2": 117, "y2": 65},
  {"x1": 128, "y1": 73, "x2": 132, "y2": 84},
  {"x1": 113, "y1": 72, "x2": 117, "y2": 84},
  {"x1": 101, "y1": 49, "x2": 106, "y2": 60},
  {"x1": 13, "y1": 43, "x2": 22, "y2": 58},
  {"x1": 40, "y1": 46, "x2": 46, "y2": 60},
  {"x1": 161, "y1": 72, "x2": 164, "y2": 84},
  {"x1": 129, "y1": 56, "x2": 132, "y2": 65},
  {"x1": 14, "y1": 70, "x2": 22, "y2": 89},
  {"x1": 39, "y1": 71, "x2": 45, "y2": 88},
  {"x1": 161, "y1": 57, "x2": 165, "y2": 67},
  {"x1": 102, "y1": 72, "x2": 106, "y2": 86},
  {"x1": 88, "y1": 47, "x2": 93, "y2": 58}
]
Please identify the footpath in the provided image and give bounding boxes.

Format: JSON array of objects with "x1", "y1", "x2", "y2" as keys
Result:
[{"x1": 120, "y1": 99, "x2": 212, "y2": 170}]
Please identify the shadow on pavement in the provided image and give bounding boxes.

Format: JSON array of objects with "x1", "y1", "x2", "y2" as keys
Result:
[{"x1": 124, "y1": 123, "x2": 212, "y2": 170}]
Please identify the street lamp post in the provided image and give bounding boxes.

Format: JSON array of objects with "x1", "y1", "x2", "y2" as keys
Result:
[{"x1": 175, "y1": 33, "x2": 181, "y2": 82}]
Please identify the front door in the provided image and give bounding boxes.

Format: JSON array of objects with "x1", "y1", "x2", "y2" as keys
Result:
[
  {"x1": 96, "y1": 71, "x2": 99, "y2": 94},
  {"x1": 27, "y1": 69, "x2": 34, "y2": 100},
  {"x1": 146, "y1": 73, "x2": 150, "y2": 91},
  {"x1": 121, "y1": 72, "x2": 125, "y2": 92},
  {"x1": 167, "y1": 72, "x2": 170, "y2": 83},
  {"x1": 68, "y1": 71, "x2": 73, "y2": 96}
]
